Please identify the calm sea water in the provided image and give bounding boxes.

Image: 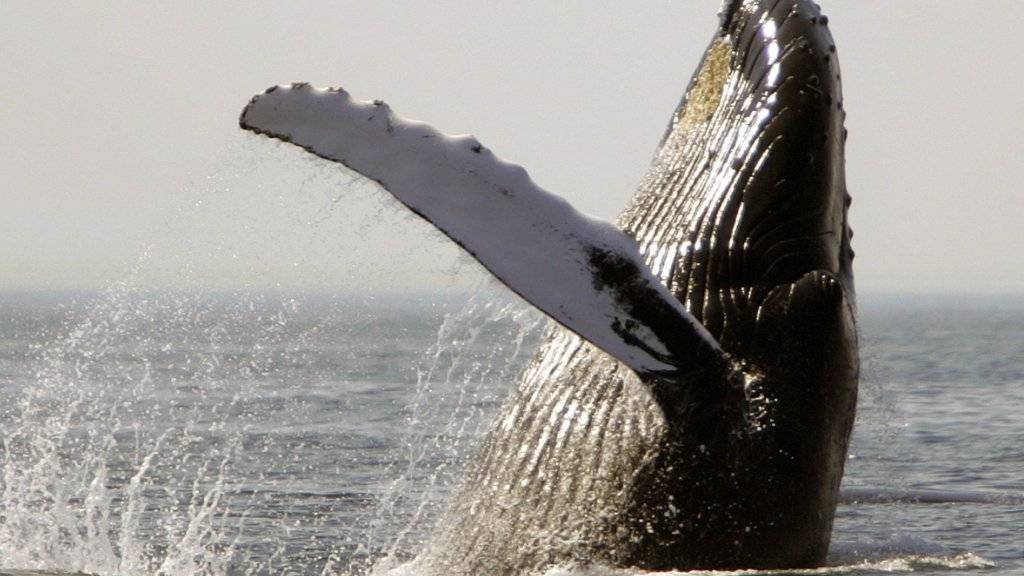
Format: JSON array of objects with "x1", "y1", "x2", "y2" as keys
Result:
[{"x1": 0, "y1": 289, "x2": 1020, "y2": 575}]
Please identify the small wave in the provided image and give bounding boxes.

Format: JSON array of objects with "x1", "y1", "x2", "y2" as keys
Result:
[
  {"x1": 537, "y1": 552, "x2": 994, "y2": 575},
  {"x1": 375, "y1": 531, "x2": 995, "y2": 575},
  {"x1": 0, "y1": 572, "x2": 93, "y2": 576},
  {"x1": 373, "y1": 549, "x2": 994, "y2": 576},
  {"x1": 839, "y1": 487, "x2": 1024, "y2": 505}
]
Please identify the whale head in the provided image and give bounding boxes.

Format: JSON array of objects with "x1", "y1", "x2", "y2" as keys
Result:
[
  {"x1": 619, "y1": 0, "x2": 854, "y2": 343},
  {"x1": 609, "y1": 3, "x2": 859, "y2": 566}
]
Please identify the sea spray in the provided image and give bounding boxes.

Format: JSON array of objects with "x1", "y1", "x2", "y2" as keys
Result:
[
  {"x1": 0, "y1": 280, "x2": 545, "y2": 576},
  {"x1": 0, "y1": 283, "x2": 356, "y2": 575},
  {"x1": 0, "y1": 283, "x2": 248, "y2": 575},
  {"x1": 344, "y1": 284, "x2": 543, "y2": 574}
]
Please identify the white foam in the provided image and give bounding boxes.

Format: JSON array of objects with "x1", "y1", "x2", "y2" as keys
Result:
[
  {"x1": 372, "y1": 548, "x2": 996, "y2": 576},
  {"x1": 537, "y1": 552, "x2": 995, "y2": 575}
]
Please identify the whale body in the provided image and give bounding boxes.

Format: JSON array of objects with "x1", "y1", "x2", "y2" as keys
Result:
[{"x1": 240, "y1": 0, "x2": 857, "y2": 573}]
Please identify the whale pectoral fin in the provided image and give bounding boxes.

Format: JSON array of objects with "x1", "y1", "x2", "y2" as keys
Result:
[{"x1": 240, "y1": 84, "x2": 726, "y2": 378}]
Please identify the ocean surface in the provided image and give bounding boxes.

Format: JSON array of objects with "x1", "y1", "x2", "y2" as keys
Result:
[{"x1": 0, "y1": 288, "x2": 1021, "y2": 576}]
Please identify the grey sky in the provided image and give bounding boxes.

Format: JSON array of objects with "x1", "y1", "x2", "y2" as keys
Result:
[{"x1": 2, "y1": 2, "x2": 1022, "y2": 294}]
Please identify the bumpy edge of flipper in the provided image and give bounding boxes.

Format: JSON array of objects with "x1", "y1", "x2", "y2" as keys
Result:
[{"x1": 239, "y1": 84, "x2": 726, "y2": 379}]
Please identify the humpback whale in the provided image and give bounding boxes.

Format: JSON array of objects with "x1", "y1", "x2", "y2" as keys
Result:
[{"x1": 240, "y1": 0, "x2": 856, "y2": 572}]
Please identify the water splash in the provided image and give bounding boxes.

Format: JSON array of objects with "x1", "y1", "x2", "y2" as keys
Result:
[
  {"x1": 342, "y1": 283, "x2": 544, "y2": 574},
  {"x1": 0, "y1": 283, "x2": 252, "y2": 575},
  {"x1": 0, "y1": 277, "x2": 545, "y2": 576}
]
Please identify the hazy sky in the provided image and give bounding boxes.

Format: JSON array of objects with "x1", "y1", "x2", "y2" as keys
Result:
[{"x1": 3, "y1": 2, "x2": 1022, "y2": 295}]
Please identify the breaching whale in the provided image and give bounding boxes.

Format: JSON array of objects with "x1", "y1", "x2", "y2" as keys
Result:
[{"x1": 240, "y1": 0, "x2": 857, "y2": 573}]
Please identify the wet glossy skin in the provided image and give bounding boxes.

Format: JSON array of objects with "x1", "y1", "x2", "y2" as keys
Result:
[{"x1": 419, "y1": 0, "x2": 856, "y2": 573}]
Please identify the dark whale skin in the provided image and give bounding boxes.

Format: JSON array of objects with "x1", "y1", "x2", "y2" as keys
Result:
[{"x1": 419, "y1": 0, "x2": 857, "y2": 573}]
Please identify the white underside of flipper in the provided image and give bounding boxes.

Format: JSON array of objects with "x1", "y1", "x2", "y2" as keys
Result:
[{"x1": 240, "y1": 83, "x2": 723, "y2": 377}]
